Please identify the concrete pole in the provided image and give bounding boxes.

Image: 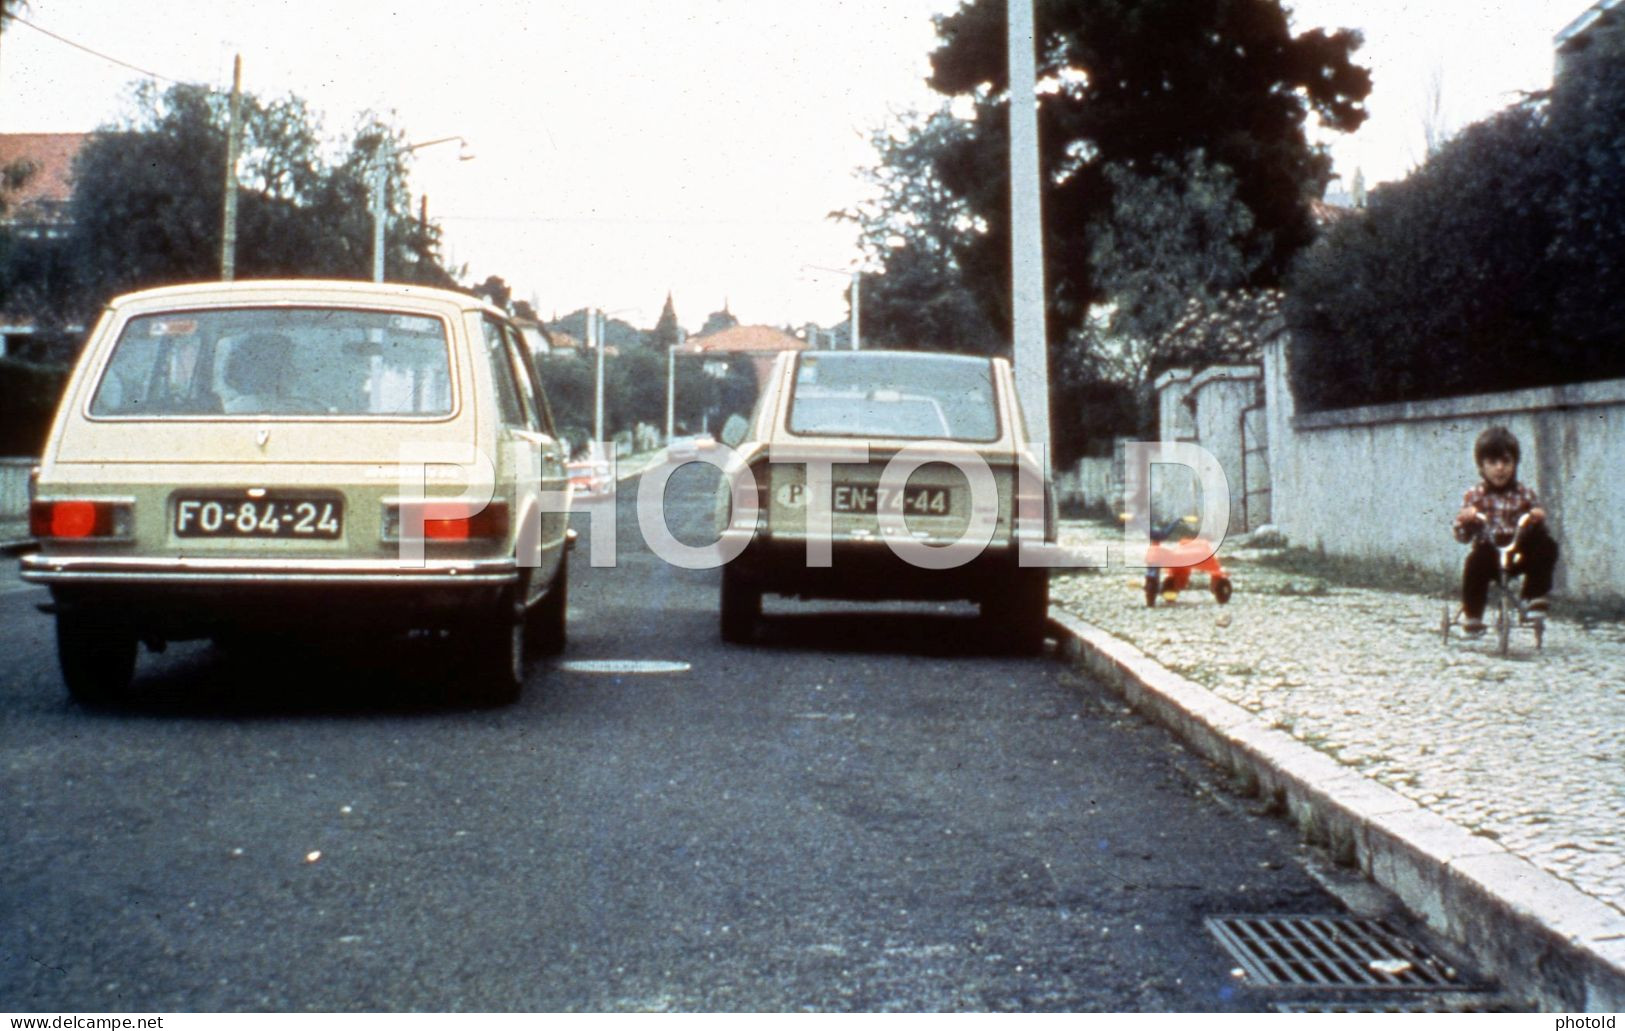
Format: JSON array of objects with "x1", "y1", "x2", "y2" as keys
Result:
[
  {"x1": 1008, "y1": 0, "x2": 1051, "y2": 470},
  {"x1": 665, "y1": 345, "x2": 676, "y2": 442},
  {"x1": 220, "y1": 55, "x2": 242, "y2": 281},
  {"x1": 851, "y1": 270, "x2": 862, "y2": 351},
  {"x1": 592, "y1": 308, "x2": 605, "y2": 445},
  {"x1": 370, "y1": 150, "x2": 388, "y2": 283}
]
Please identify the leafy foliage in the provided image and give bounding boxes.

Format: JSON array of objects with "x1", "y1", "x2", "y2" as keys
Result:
[
  {"x1": 650, "y1": 292, "x2": 682, "y2": 350},
  {"x1": 845, "y1": 0, "x2": 1368, "y2": 457},
  {"x1": 1086, "y1": 152, "x2": 1270, "y2": 390},
  {"x1": 925, "y1": 0, "x2": 1369, "y2": 336},
  {"x1": 1285, "y1": 38, "x2": 1625, "y2": 411},
  {"x1": 5, "y1": 82, "x2": 456, "y2": 328},
  {"x1": 0, "y1": 357, "x2": 68, "y2": 456},
  {"x1": 840, "y1": 109, "x2": 1004, "y2": 354}
]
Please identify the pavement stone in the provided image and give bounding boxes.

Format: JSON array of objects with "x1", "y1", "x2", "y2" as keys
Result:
[{"x1": 1049, "y1": 519, "x2": 1625, "y2": 920}]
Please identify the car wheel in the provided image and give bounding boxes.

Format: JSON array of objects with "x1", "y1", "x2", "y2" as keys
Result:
[
  {"x1": 720, "y1": 564, "x2": 760, "y2": 644},
  {"x1": 982, "y1": 568, "x2": 1049, "y2": 655},
  {"x1": 528, "y1": 559, "x2": 569, "y2": 657},
  {"x1": 461, "y1": 588, "x2": 524, "y2": 706},
  {"x1": 57, "y1": 610, "x2": 138, "y2": 706}
]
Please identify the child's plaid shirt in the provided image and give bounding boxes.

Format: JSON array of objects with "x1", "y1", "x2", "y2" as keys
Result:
[{"x1": 1454, "y1": 480, "x2": 1541, "y2": 546}]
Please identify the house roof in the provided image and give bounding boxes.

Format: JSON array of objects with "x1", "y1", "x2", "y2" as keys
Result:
[
  {"x1": 0, "y1": 133, "x2": 88, "y2": 221},
  {"x1": 685, "y1": 324, "x2": 805, "y2": 354},
  {"x1": 1557, "y1": 0, "x2": 1624, "y2": 49}
]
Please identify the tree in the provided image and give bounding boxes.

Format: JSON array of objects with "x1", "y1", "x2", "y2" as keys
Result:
[
  {"x1": 697, "y1": 305, "x2": 738, "y2": 337},
  {"x1": 55, "y1": 83, "x2": 456, "y2": 324},
  {"x1": 650, "y1": 291, "x2": 682, "y2": 349},
  {"x1": 1283, "y1": 101, "x2": 1572, "y2": 410},
  {"x1": 839, "y1": 109, "x2": 1005, "y2": 354},
  {"x1": 473, "y1": 274, "x2": 512, "y2": 311},
  {"x1": 1085, "y1": 151, "x2": 1268, "y2": 394},
  {"x1": 924, "y1": 0, "x2": 1370, "y2": 342}
]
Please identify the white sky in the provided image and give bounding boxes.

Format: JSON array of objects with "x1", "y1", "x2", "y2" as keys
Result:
[{"x1": 0, "y1": 0, "x2": 1591, "y2": 330}]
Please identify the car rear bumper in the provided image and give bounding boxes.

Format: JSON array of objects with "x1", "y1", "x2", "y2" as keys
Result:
[
  {"x1": 720, "y1": 529, "x2": 1032, "y2": 602},
  {"x1": 22, "y1": 554, "x2": 520, "y2": 636},
  {"x1": 21, "y1": 553, "x2": 520, "y2": 587}
]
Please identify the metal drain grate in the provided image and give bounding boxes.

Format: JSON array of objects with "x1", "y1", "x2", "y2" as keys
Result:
[{"x1": 1207, "y1": 915, "x2": 1465, "y2": 991}]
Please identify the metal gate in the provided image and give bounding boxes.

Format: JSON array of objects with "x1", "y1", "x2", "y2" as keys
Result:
[{"x1": 1239, "y1": 403, "x2": 1271, "y2": 532}]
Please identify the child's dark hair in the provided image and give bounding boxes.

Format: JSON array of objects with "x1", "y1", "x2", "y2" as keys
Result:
[{"x1": 1474, "y1": 425, "x2": 1520, "y2": 465}]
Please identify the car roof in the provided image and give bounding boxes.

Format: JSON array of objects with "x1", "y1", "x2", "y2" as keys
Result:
[{"x1": 102, "y1": 279, "x2": 503, "y2": 318}]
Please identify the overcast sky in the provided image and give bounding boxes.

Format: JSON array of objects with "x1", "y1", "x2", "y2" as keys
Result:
[{"x1": 0, "y1": 0, "x2": 1590, "y2": 330}]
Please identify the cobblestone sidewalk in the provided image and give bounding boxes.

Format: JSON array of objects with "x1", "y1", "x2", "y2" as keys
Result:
[{"x1": 1050, "y1": 520, "x2": 1625, "y2": 917}]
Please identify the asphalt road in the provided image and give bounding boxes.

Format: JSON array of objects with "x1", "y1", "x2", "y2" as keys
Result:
[{"x1": 2, "y1": 463, "x2": 1357, "y2": 1011}]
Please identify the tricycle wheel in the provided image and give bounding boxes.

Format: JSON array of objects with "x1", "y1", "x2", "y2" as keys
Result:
[
  {"x1": 1212, "y1": 576, "x2": 1232, "y2": 605},
  {"x1": 1143, "y1": 573, "x2": 1159, "y2": 607}
]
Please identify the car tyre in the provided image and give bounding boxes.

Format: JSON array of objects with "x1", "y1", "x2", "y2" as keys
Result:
[
  {"x1": 57, "y1": 610, "x2": 138, "y2": 706},
  {"x1": 462, "y1": 587, "x2": 525, "y2": 706},
  {"x1": 528, "y1": 560, "x2": 569, "y2": 657},
  {"x1": 720, "y1": 564, "x2": 760, "y2": 644},
  {"x1": 981, "y1": 568, "x2": 1049, "y2": 655}
]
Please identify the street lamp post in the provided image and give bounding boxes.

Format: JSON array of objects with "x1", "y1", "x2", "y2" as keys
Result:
[
  {"x1": 665, "y1": 329, "x2": 687, "y2": 443},
  {"x1": 802, "y1": 263, "x2": 864, "y2": 350},
  {"x1": 371, "y1": 135, "x2": 473, "y2": 283}
]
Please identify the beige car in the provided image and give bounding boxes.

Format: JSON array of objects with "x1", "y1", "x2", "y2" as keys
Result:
[
  {"x1": 714, "y1": 349, "x2": 1054, "y2": 652},
  {"x1": 23, "y1": 280, "x2": 572, "y2": 706}
]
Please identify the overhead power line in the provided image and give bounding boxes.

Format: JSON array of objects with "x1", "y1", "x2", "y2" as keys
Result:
[{"x1": 11, "y1": 15, "x2": 198, "y2": 87}]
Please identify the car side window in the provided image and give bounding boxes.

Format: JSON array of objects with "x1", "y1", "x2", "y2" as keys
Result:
[
  {"x1": 502, "y1": 323, "x2": 555, "y2": 437},
  {"x1": 482, "y1": 317, "x2": 530, "y2": 430}
]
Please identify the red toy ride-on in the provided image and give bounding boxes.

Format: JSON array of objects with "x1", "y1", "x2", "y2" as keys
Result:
[{"x1": 1142, "y1": 515, "x2": 1232, "y2": 607}]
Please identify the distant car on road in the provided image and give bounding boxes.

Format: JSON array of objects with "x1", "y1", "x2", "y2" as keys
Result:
[
  {"x1": 568, "y1": 458, "x2": 614, "y2": 497},
  {"x1": 667, "y1": 432, "x2": 714, "y2": 462},
  {"x1": 713, "y1": 349, "x2": 1055, "y2": 652},
  {"x1": 22, "y1": 280, "x2": 573, "y2": 706}
]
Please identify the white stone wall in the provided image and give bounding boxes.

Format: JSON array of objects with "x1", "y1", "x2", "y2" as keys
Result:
[
  {"x1": 0, "y1": 457, "x2": 33, "y2": 528},
  {"x1": 1261, "y1": 336, "x2": 1625, "y2": 601}
]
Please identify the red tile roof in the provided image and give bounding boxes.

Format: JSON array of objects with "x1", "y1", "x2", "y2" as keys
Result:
[
  {"x1": 0, "y1": 133, "x2": 88, "y2": 221},
  {"x1": 685, "y1": 324, "x2": 806, "y2": 354}
]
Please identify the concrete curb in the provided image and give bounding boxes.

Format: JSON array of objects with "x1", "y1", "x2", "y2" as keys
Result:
[{"x1": 1049, "y1": 609, "x2": 1625, "y2": 1012}]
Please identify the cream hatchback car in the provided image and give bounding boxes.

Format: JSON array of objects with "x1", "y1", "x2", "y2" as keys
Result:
[
  {"x1": 23, "y1": 280, "x2": 572, "y2": 706},
  {"x1": 714, "y1": 349, "x2": 1055, "y2": 652}
]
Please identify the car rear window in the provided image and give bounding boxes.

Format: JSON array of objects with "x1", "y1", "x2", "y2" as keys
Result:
[
  {"x1": 787, "y1": 352, "x2": 1000, "y2": 442},
  {"x1": 89, "y1": 307, "x2": 453, "y2": 418}
]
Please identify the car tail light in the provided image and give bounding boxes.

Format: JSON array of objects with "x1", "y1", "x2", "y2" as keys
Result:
[
  {"x1": 30, "y1": 499, "x2": 132, "y2": 539},
  {"x1": 383, "y1": 501, "x2": 509, "y2": 542}
]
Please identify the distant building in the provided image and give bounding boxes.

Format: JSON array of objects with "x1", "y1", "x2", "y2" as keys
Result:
[
  {"x1": 0, "y1": 134, "x2": 90, "y2": 357},
  {"x1": 0, "y1": 133, "x2": 87, "y2": 239},
  {"x1": 681, "y1": 323, "x2": 806, "y2": 388},
  {"x1": 1556, "y1": 0, "x2": 1625, "y2": 75}
]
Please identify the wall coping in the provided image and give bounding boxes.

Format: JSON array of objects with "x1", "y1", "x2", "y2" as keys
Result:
[
  {"x1": 1293, "y1": 378, "x2": 1625, "y2": 432},
  {"x1": 1188, "y1": 364, "x2": 1261, "y2": 395},
  {"x1": 1153, "y1": 368, "x2": 1192, "y2": 392}
]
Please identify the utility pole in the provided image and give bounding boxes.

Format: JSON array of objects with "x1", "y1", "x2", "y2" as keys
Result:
[
  {"x1": 220, "y1": 54, "x2": 242, "y2": 281},
  {"x1": 851, "y1": 270, "x2": 861, "y2": 351},
  {"x1": 1008, "y1": 0, "x2": 1051, "y2": 470},
  {"x1": 371, "y1": 149, "x2": 388, "y2": 282},
  {"x1": 592, "y1": 308, "x2": 605, "y2": 445}
]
